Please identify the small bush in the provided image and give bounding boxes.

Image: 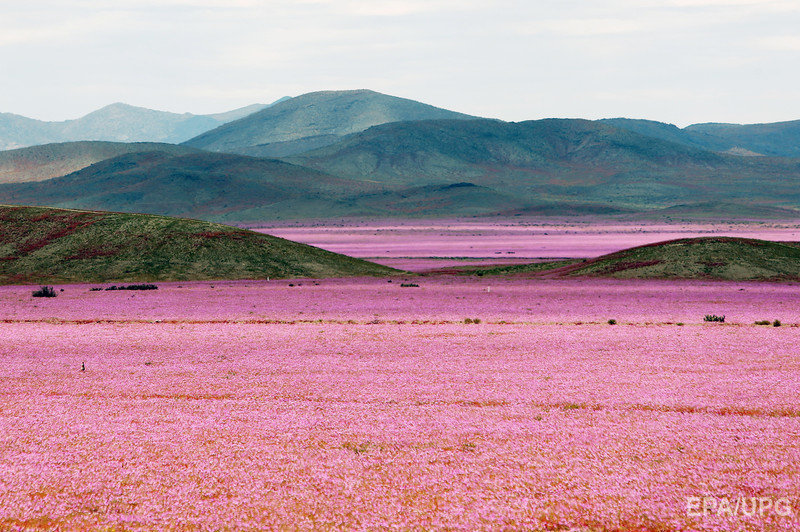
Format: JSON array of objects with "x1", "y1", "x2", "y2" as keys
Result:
[
  {"x1": 32, "y1": 286, "x2": 56, "y2": 298},
  {"x1": 704, "y1": 314, "x2": 725, "y2": 323},
  {"x1": 464, "y1": 318, "x2": 473, "y2": 324},
  {"x1": 400, "y1": 283, "x2": 419, "y2": 288},
  {"x1": 676, "y1": 322, "x2": 684, "y2": 326},
  {"x1": 773, "y1": 320, "x2": 781, "y2": 327},
  {"x1": 755, "y1": 320, "x2": 771, "y2": 326},
  {"x1": 607, "y1": 319, "x2": 617, "y2": 325},
  {"x1": 105, "y1": 284, "x2": 158, "y2": 291}
]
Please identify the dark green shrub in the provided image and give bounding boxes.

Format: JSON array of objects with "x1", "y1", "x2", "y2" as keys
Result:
[
  {"x1": 32, "y1": 286, "x2": 56, "y2": 298},
  {"x1": 704, "y1": 314, "x2": 725, "y2": 323},
  {"x1": 105, "y1": 284, "x2": 158, "y2": 291}
]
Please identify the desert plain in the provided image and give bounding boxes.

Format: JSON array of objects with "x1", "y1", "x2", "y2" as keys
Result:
[{"x1": 1, "y1": 220, "x2": 799, "y2": 531}]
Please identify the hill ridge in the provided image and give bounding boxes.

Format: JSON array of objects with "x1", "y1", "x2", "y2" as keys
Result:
[
  {"x1": 0, "y1": 205, "x2": 396, "y2": 284},
  {"x1": 478, "y1": 237, "x2": 800, "y2": 281},
  {"x1": 183, "y1": 89, "x2": 476, "y2": 155}
]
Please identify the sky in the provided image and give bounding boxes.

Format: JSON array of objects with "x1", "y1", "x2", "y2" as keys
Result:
[{"x1": 1, "y1": 0, "x2": 799, "y2": 126}]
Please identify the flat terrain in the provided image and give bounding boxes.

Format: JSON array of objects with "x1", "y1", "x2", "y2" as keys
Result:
[
  {"x1": 1, "y1": 277, "x2": 799, "y2": 530},
  {"x1": 256, "y1": 219, "x2": 800, "y2": 271}
]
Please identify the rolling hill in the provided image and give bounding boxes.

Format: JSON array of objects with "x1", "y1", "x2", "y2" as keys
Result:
[
  {"x1": 0, "y1": 141, "x2": 199, "y2": 184},
  {"x1": 601, "y1": 117, "x2": 800, "y2": 158},
  {"x1": 0, "y1": 151, "x2": 385, "y2": 221},
  {"x1": 0, "y1": 149, "x2": 527, "y2": 220},
  {"x1": 3, "y1": 114, "x2": 800, "y2": 220},
  {"x1": 3, "y1": 118, "x2": 800, "y2": 220},
  {"x1": 291, "y1": 118, "x2": 800, "y2": 212},
  {"x1": 474, "y1": 237, "x2": 800, "y2": 281},
  {"x1": 0, "y1": 101, "x2": 278, "y2": 150},
  {"x1": 0, "y1": 205, "x2": 396, "y2": 284},
  {"x1": 183, "y1": 89, "x2": 476, "y2": 155}
]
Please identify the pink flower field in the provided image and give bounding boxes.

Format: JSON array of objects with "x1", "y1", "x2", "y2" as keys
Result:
[
  {"x1": 1, "y1": 278, "x2": 799, "y2": 530},
  {"x1": 256, "y1": 220, "x2": 800, "y2": 268}
]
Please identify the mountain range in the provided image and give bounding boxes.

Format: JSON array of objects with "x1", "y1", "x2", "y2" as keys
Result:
[
  {"x1": 0, "y1": 100, "x2": 284, "y2": 150},
  {"x1": 1, "y1": 89, "x2": 799, "y2": 221},
  {"x1": 601, "y1": 118, "x2": 800, "y2": 158}
]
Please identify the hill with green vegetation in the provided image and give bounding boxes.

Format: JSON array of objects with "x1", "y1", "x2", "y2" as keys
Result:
[
  {"x1": 183, "y1": 89, "x2": 476, "y2": 155},
  {"x1": 4, "y1": 116, "x2": 800, "y2": 221},
  {"x1": 0, "y1": 151, "x2": 385, "y2": 221},
  {"x1": 0, "y1": 152, "x2": 532, "y2": 221},
  {"x1": 471, "y1": 237, "x2": 800, "y2": 281},
  {"x1": 0, "y1": 205, "x2": 396, "y2": 284},
  {"x1": 0, "y1": 141, "x2": 199, "y2": 184},
  {"x1": 292, "y1": 118, "x2": 800, "y2": 212},
  {"x1": 602, "y1": 117, "x2": 800, "y2": 158},
  {"x1": 0, "y1": 101, "x2": 276, "y2": 151}
]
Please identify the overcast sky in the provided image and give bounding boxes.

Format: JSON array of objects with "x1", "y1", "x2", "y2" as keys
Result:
[{"x1": 1, "y1": 0, "x2": 799, "y2": 126}]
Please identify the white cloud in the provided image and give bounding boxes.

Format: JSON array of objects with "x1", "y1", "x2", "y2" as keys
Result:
[
  {"x1": 1, "y1": 0, "x2": 799, "y2": 125},
  {"x1": 758, "y1": 35, "x2": 800, "y2": 51}
]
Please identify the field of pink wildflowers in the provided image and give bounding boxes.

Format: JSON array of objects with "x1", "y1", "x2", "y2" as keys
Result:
[
  {"x1": 257, "y1": 219, "x2": 800, "y2": 272},
  {"x1": 1, "y1": 276, "x2": 799, "y2": 530}
]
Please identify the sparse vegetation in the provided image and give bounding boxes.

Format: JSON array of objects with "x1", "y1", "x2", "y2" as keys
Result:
[
  {"x1": 608, "y1": 319, "x2": 617, "y2": 325},
  {"x1": 0, "y1": 205, "x2": 397, "y2": 284},
  {"x1": 704, "y1": 314, "x2": 725, "y2": 323},
  {"x1": 557, "y1": 238, "x2": 800, "y2": 281},
  {"x1": 773, "y1": 319, "x2": 781, "y2": 327},
  {"x1": 105, "y1": 284, "x2": 159, "y2": 291},
  {"x1": 755, "y1": 320, "x2": 771, "y2": 325},
  {"x1": 401, "y1": 283, "x2": 419, "y2": 287},
  {"x1": 341, "y1": 442, "x2": 371, "y2": 455},
  {"x1": 31, "y1": 286, "x2": 57, "y2": 298}
]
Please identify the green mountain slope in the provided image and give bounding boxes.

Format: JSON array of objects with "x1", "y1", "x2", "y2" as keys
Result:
[
  {"x1": 292, "y1": 118, "x2": 800, "y2": 211},
  {"x1": 183, "y1": 89, "x2": 475, "y2": 155},
  {"x1": 4, "y1": 118, "x2": 800, "y2": 221},
  {"x1": 0, "y1": 205, "x2": 396, "y2": 284},
  {"x1": 0, "y1": 141, "x2": 199, "y2": 184},
  {"x1": 684, "y1": 120, "x2": 800, "y2": 157},
  {"x1": 0, "y1": 151, "x2": 382, "y2": 221},
  {"x1": 602, "y1": 117, "x2": 800, "y2": 158}
]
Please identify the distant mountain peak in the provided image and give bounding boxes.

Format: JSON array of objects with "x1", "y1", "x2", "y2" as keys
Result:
[
  {"x1": 0, "y1": 101, "x2": 275, "y2": 150},
  {"x1": 183, "y1": 89, "x2": 476, "y2": 154}
]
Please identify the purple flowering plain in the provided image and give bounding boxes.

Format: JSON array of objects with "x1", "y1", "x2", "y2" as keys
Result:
[{"x1": 1, "y1": 276, "x2": 799, "y2": 530}]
